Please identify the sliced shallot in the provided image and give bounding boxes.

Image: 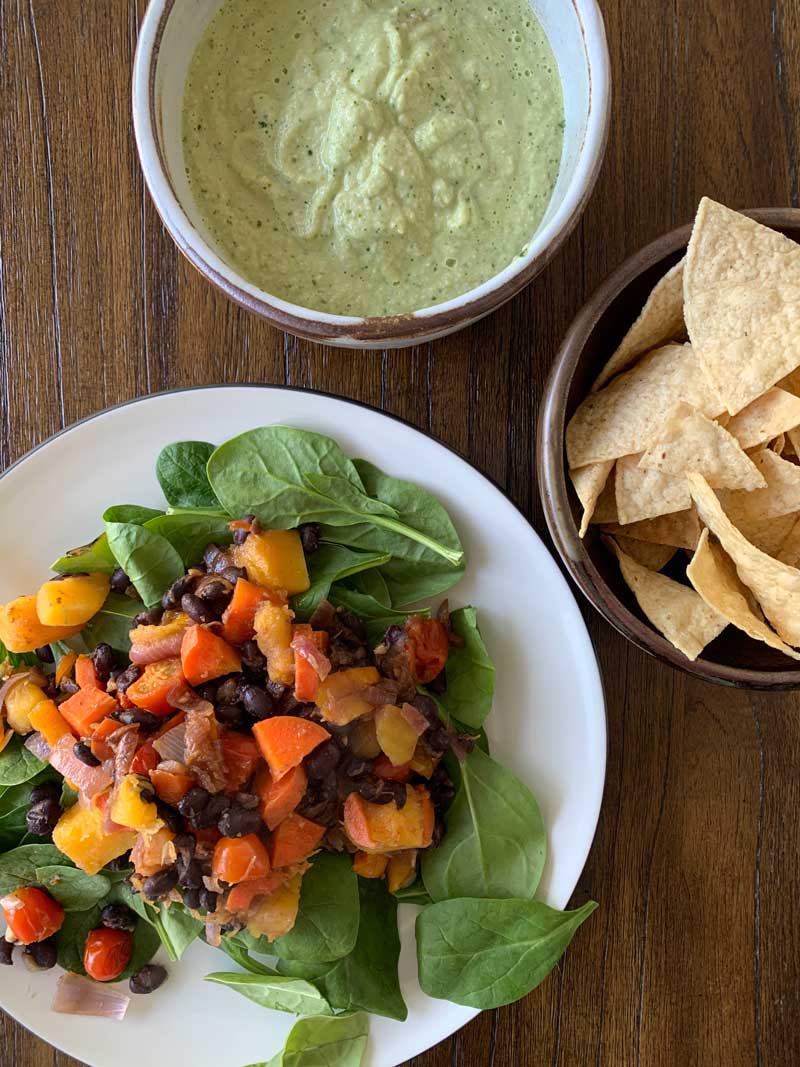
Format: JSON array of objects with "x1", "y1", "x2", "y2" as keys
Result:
[
  {"x1": 400, "y1": 702, "x2": 430, "y2": 737},
  {"x1": 129, "y1": 633, "x2": 185, "y2": 665},
  {"x1": 290, "y1": 634, "x2": 331, "y2": 681},
  {"x1": 24, "y1": 731, "x2": 52, "y2": 763},
  {"x1": 153, "y1": 723, "x2": 186, "y2": 764},
  {"x1": 52, "y1": 973, "x2": 130, "y2": 1020},
  {"x1": 48, "y1": 734, "x2": 112, "y2": 797}
]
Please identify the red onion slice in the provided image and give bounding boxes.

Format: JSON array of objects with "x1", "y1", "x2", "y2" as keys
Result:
[
  {"x1": 400, "y1": 702, "x2": 429, "y2": 737},
  {"x1": 153, "y1": 723, "x2": 186, "y2": 763},
  {"x1": 290, "y1": 634, "x2": 331, "y2": 681},
  {"x1": 49, "y1": 735, "x2": 112, "y2": 797},
  {"x1": 24, "y1": 731, "x2": 52, "y2": 762},
  {"x1": 52, "y1": 973, "x2": 130, "y2": 1020},
  {"x1": 129, "y1": 634, "x2": 184, "y2": 665}
]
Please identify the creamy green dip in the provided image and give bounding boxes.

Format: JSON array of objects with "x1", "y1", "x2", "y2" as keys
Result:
[{"x1": 183, "y1": 0, "x2": 564, "y2": 317}]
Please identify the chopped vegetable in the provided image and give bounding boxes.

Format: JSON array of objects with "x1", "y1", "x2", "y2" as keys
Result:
[
  {"x1": 52, "y1": 972, "x2": 130, "y2": 1019},
  {"x1": 84, "y1": 927, "x2": 134, "y2": 982},
  {"x1": 256, "y1": 763, "x2": 308, "y2": 830},
  {"x1": 269, "y1": 812, "x2": 325, "y2": 868},
  {"x1": 344, "y1": 786, "x2": 434, "y2": 853},
  {"x1": 253, "y1": 598, "x2": 295, "y2": 685},
  {"x1": 52, "y1": 804, "x2": 136, "y2": 875},
  {"x1": 36, "y1": 573, "x2": 110, "y2": 628},
  {"x1": 212, "y1": 834, "x2": 271, "y2": 884},
  {"x1": 1, "y1": 886, "x2": 64, "y2": 943},
  {"x1": 126, "y1": 658, "x2": 185, "y2": 716},
  {"x1": 352, "y1": 851, "x2": 389, "y2": 879},
  {"x1": 233, "y1": 529, "x2": 310, "y2": 595},
  {"x1": 180, "y1": 625, "x2": 241, "y2": 686},
  {"x1": 59, "y1": 688, "x2": 118, "y2": 737},
  {"x1": 252, "y1": 716, "x2": 329, "y2": 780},
  {"x1": 221, "y1": 577, "x2": 267, "y2": 645},
  {"x1": 0, "y1": 595, "x2": 83, "y2": 653}
]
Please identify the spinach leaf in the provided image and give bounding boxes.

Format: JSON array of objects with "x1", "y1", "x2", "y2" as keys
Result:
[
  {"x1": 206, "y1": 971, "x2": 333, "y2": 1017},
  {"x1": 0, "y1": 843, "x2": 73, "y2": 895},
  {"x1": 144, "y1": 512, "x2": 233, "y2": 567},
  {"x1": 0, "y1": 642, "x2": 40, "y2": 669},
  {"x1": 327, "y1": 587, "x2": 417, "y2": 646},
  {"x1": 272, "y1": 853, "x2": 359, "y2": 962},
  {"x1": 103, "y1": 505, "x2": 164, "y2": 525},
  {"x1": 291, "y1": 543, "x2": 391, "y2": 621},
  {"x1": 81, "y1": 593, "x2": 140, "y2": 652},
  {"x1": 0, "y1": 771, "x2": 57, "y2": 851},
  {"x1": 248, "y1": 1011, "x2": 369, "y2": 1067},
  {"x1": 0, "y1": 736, "x2": 47, "y2": 787},
  {"x1": 278, "y1": 878, "x2": 407, "y2": 1021},
  {"x1": 51, "y1": 534, "x2": 117, "y2": 575},
  {"x1": 157, "y1": 441, "x2": 220, "y2": 509},
  {"x1": 421, "y1": 746, "x2": 546, "y2": 903},
  {"x1": 104, "y1": 521, "x2": 185, "y2": 608},
  {"x1": 430, "y1": 606, "x2": 495, "y2": 729},
  {"x1": 207, "y1": 427, "x2": 463, "y2": 565},
  {"x1": 391, "y1": 878, "x2": 433, "y2": 906},
  {"x1": 219, "y1": 935, "x2": 279, "y2": 976},
  {"x1": 345, "y1": 568, "x2": 391, "y2": 606},
  {"x1": 61, "y1": 781, "x2": 79, "y2": 809},
  {"x1": 35, "y1": 865, "x2": 111, "y2": 911},
  {"x1": 150, "y1": 901, "x2": 204, "y2": 960},
  {"x1": 57, "y1": 890, "x2": 160, "y2": 980},
  {"x1": 416, "y1": 897, "x2": 598, "y2": 1008}
]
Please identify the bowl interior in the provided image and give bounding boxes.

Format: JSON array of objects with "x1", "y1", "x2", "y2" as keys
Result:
[
  {"x1": 149, "y1": 0, "x2": 597, "y2": 323},
  {"x1": 544, "y1": 210, "x2": 800, "y2": 688}
]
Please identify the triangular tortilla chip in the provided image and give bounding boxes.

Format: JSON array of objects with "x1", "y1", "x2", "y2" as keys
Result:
[
  {"x1": 614, "y1": 535, "x2": 676, "y2": 571},
  {"x1": 777, "y1": 517, "x2": 800, "y2": 568},
  {"x1": 570, "y1": 461, "x2": 614, "y2": 538},
  {"x1": 684, "y1": 199, "x2": 800, "y2": 414},
  {"x1": 725, "y1": 388, "x2": 800, "y2": 449},
  {"x1": 615, "y1": 454, "x2": 691, "y2": 524},
  {"x1": 687, "y1": 472, "x2": 800, "y2": 646},
  {"x1": 601, "y1": 507, "x2": 701, "y2": 550},
  {"x1": 592, "y1": 258, "x2": 686, "y2": 391},
  {"x1": 607, "y1": 537, "x2": 727, "y2": 660},
  {"x1": 638, "y1": 403, "x2": 764, "y2": 490},
  {"x1": 737, "y1": 511, "x2": 800, "y2": 556},
  {"x1": 686, "y1": 530, "x2": 800, "y2": 660},
  {"x1": 567, "y1": 343, "x2": 723, "y2": 467},
  {"x1": 592, "y1": 466, "x2": 618, "y2": 525},
  {"x1": 719, "y1": 450, "x2": 800, "y2": 524}
]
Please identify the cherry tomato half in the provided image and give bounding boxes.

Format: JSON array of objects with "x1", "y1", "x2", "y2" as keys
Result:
[
  {"x1": 84, "y1": 927, "x2": 134, "y2": 982},
  {"x1": 405, "y1": 617, "x2": 449, "y2": 684},
  {"x1": 1, "y1": 887, "x2": 65, "y2": 944}
]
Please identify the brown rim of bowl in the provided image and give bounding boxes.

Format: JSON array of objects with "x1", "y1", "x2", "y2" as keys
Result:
[
  {"x1": 135, "y1": 0, "x2": 611, "y2": 344},
  {"x1": 538, "y1": 207, "x2": 800, "y2": 691}
]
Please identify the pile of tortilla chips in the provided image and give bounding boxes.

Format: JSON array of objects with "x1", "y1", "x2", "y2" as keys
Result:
[{"x1": 567, "y1": 198, "x2": 800, "y2": 663}]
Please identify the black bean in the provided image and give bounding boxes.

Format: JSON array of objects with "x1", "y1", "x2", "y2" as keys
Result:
[
  {"x1": 215, "y1": 676, "x2": 242, "y2": 705},
  {"x1": 412, "y1": 694, "x2": 441, "y2": 729},
  {"x1": 234, "y1": 792, "x2": 260, "y2": 810},
  {"x1": 115, "y1": 664, "x2": 142, "y2": 694},
  {"x1": 232, "y1": 527, "x2": 249, "y2": 545},
  {"x1": 241, "y1": 684, "x2": 272, "y2": 720},
  {"x1": 29, "y1": 781, "x2": 60, "y2": 805},
  {"x1": 177, "y1": 787, "x2": 210, "y2": 819},
  {"x1": 427, "y1": 669, "x2": 447, "y2": 695},
  {"x1": 216, "y1": 704, "x2": 248, "y2": 728},
  {"x1": 305, "y1": 740, "x2": 341, "y2": 780},
  {"x1": 240, "y1": 640, "x2": 266, "y2": 674},
  {"x1": 279, "y1": 690, "x2": 305, "y2": 715},
  {"x1": 115, "y1": 708, "x2": 160, "y2": 732},
  {"x1": 342, "y1": 754, "x2": 372, "y2": 779},
  {"x1": 218, "y1": 806, "x2": 263, "y2": 837},
  {"x1": 90, "y1": 643, "x2": 115, "y2": 683},
  {"x1": 265, "y1": 679, "x2": 286, "y2": 701},
  {"x1": 129, "y1": 963, "x2": 167, "y2": 995},
  {"x1": 24, "y1": 938, "x2": 57, "y2": 970},
  {"x1": 181, "y1": 886, "x2": 201, "y2": 910},
  {"x1": 177, "y1": 857, "x2": 204, "y2": 889},
  {"x1": 197, "y1": 579, "x2": 232, "y2": 605},
  {"x1": 133, "y1": 607, "x2": 163, "y2": 627},
  {"x1": 142, "y1": 866, "x2": 179, "y2": 901},
  {"x1": 58, "y1": 678, "x2": 80, "y2": 696},
  {"x1": 181, "y1": 592, "x2": 217, "y2": 624},
  {"x1": 203, "y1": 543, "x2": 224, "y2": 570},
  {"x1": 431, "y1": 816, "x2": 446, "y2": 848},
  {"x1": 199, "y1": 888, "x2": 218, "y2": 913},
  {"x1": 0, "y1": 940, "x2": 13, "y2": 966},
  {"x1": 105, "y1": 852, "x2": 132, "y2": 872},
  {"x1": 33, "y1": 645, "x2": 55, "y2": 664},
  {"x1": 426, "y1": 729, "x2": 451, "y2": 755},
  {"x1": 192, "y1": 794, "x2": 230, "y2": 829},
  {"x1": 195, "y1": 680, "x2": 219, "y2": 704},
  {"x1": 162, "y1": 573, "x2": 198, "y2": 611},
  {"x1": 384, "y1": 625, "x2": 404, "y2": 646},
  {"x1": 101, "y1": 903, "x2": 137, "y2": 933},
  {"x1": 221, "y1": 565, "x2": 247, "y2": 584},
  {"x1": 298, "y1": 522, "x2": 321, "y2": 554},
  {"x1": 73, "y1": 741, "x2": 101, "y2": 767},
  {"x1": 156, "y1": 800, "x2": 183, "y2": 835},
  {"x1": 173, "y1": 832, "x2": 196, "y2": 861},
  {"x1": 110, "y1": 567, "x2": 130, "y2": 593},
  {"x1": 353, "y1": 779, "x2": 395, "y2": 805},
  {"x1": 26, "y1": 797, "x2": 61, "y2": 836}
]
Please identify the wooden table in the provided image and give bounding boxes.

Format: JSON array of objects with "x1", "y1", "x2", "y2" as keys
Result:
[{"x1": 2, "y1": 1, "x2": 800, "y2": 1064}]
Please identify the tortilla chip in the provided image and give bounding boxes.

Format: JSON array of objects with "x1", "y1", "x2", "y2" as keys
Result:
[
  {"x1": 638, "y1": 403, "x2": 765, "y2": 490},
  {"x1": 686, "y1": 530, "x2": 800, "y2": 660},
  {"x1": 601, "y1": 507, "x2": 702, "y2": 550},
  {"x1": 778, "y1": 367, "x2": 800, "y2": 396},
  {"x1": 607, "y1": 537, "x2": 727, "y2": 660},
  {"x1": 614, "y1": 535, "x2": 676, "y2": 571},
  {"x1": 615, "y1": 454, "x2": 691, "y2": 524},
  {"x1": 718, "y1": 450, "x2": 800, "y2": 524},
  {"x1": 567, "y1": 343, "x2": 723, "y2": 467},
  {"x1": 737, "y1": 512, "x2": 800, "y2": 556},
  {"x1": 785, "y1": 428, "x2": 800, "y2": 458},
  {"x1": 725, "y1": 388, "x2": 800, "y2": 449},
  {"x1": 570, "y1": 461, "x2": 615, "y2": 538},
  {"x1": 687, "y1": 472, "x2": 800, "y2": 646},
  {"x1": 592, "y1": 258, "x2": 686, "y2": 391},
  {"x1": 776, "y1": 517, "x2": 800, "y2": 568},
  {"x1": 684, "y1": 199, "x2": 800, "y2": 414},
  {"x1": 592, "y1": 466, "x2": 618, "y2": 524}
]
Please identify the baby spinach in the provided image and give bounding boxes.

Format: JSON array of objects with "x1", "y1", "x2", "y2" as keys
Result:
[
  {"x1": 104, "y1": 521, "x2": 185, "y2": 608},
  {"x1": 328, "y1": 587, "x2": 418, "y2": 646},
  {"x1": 0, "y1": 642, "x2": 39, "y2": 669},
  {"x1": 0, "y1": 771, "x2": 57, "y2": 851},
  {"x1": 81, "y1": 592, "x2": 140, "y2": 652},
  {"x1": 249, "y1": 1011, "x2": 369, "y2": 1067},
  {"x1": 0, "y1": 736, "x2": 47, "y2": 787},
  {"x1": 291, "y1": 546, "x2": 391, "y2": 622},
  {"x1": 150, "y1": 901, "x2": 204, "y2": 961},
  {"x1": 51, "y1": 533, "x2": 117, "y2": 575},
  {"x1": 416, "y1": 897, "x2": 598, "y2": 1008},
  {"x1": 103, "y1": 504, "x2": 164, "y2": 525},
  {"x1": 34, "y1": 865, "x2": 111, "y2": 911},
  {"x1": 272, "y1": 853, "x2": 359, "y2": 962},
  {"x1": 157, "y1": 441, "x2": 220, "y2": 509},
  {"x1": 391, "y1": 878, "x2": 433, "y2": 907},
  {"x1": 0, "y1": 843, "x2": 73, "y2": 895},
  {"x1": 144, "y1": 512, "x2": 233, "y2": 567},
  {"x1": 219, "y1": 935, "x2": 279, "y2": 976},
  {"x1": 57, "y1": 891, "x2": 160, "y2": 980},
  {"x1": 421, "y1": 746, "x2": 546, "y2": 903},
  {"x1": 205, "y1": 971, "x2": 333, "y2": 1017},
  {"x1": 278, "y1": 878, "x2": 407, "y2": 1022},
  {"x1": 429, "y1": 606, "x2": 495, "y2": 729},
  {"x1": 345, "y1": 567, "x2": 391, "y2": 606}
]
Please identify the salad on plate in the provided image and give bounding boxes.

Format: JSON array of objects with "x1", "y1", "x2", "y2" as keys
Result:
[{"x1": 0, "y1": 426, "x2": 596, "y2": 1065}]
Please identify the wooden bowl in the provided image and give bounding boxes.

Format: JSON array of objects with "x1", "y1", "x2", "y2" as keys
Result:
[{"x1": 537, "y1": 208, "x2": 800, "y2": 690}]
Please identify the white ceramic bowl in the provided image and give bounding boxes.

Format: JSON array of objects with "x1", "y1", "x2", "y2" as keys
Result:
[{"x1": 132, "y1": 1, "x2": 611, "y2": 348}]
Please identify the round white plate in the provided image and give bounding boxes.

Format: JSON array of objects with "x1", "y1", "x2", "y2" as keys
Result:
[{"x1": 0, "y1": 386, "x2": 606, "y2": 1067}]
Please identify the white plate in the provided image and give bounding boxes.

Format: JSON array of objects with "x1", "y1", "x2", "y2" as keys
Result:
[{"x1": 0, "y1": 387, "x2": 606, "y2": 1067}]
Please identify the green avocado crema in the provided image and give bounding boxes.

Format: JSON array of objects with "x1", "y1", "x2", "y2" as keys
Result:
[{"x1": 182, "y1": 0, "x2": 564, "y2": 317}]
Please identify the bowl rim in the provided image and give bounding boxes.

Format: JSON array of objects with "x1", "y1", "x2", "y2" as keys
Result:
[
  {"x1": 132, "y1": 0, "x2": 612, "y2": 343},
  {"x1": 537, "y1": 206, "x2": 800, "y2": 691}
]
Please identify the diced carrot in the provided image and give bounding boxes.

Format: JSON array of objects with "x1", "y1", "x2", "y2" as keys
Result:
[
  {"x1": 221, "y1": 733, "x2": 262, "y2": 792},
  {"x1": 126, "y1": 658, "x2": 185, "y2": 716},
  {"x1": 54, "y1": 650, "x2": 78, "y2": 688},
  {"x1": 130, "y1": 741, "x2": 159, "y2": 776},
  {"x1": 221, "y1": 578, "x2": 268, "y2": 646},
  {"x1": 255, "y1": 763, "x2": 308, "y2": 830},
  {"x1": 212, "y1": 834, "x2": 270, "y2": 884},
  {"x1": 153, "y1": 710, "x2": 185, "y2": 739},
  {"x1": 226, "y1": 872, "x2": 286, "y2": 913},
  {"x1": 29, "y1": 699, "x2": 74, "y2": 747},
  {"x1": 180, "y1": 625, "x2": 241, "y2": 687},
  {"x1": 252, "y1": 716, "x2": 330, "y2": 781},
  {"x1": 291, "y1": 626, "x2": 329, "y2": 703},
  {"x1": 373, "y1": 754, "x2": 412, "y2": 782},
  {"x1": 91, "y1": 716, "x2": 121, "y2": 741},
  {"x1": 150, "y1": 766, "x2": 194, "y2": 805},
  {"x1": 75, "y1": 655, "x2": 102, "y2": 691},
  {"x1": 386, "y1": 850, "x2": 418, "y2": 893},
  {"x1": 269, "y1": 812, "x2": 325, "y2": 868},
  {"x1": 352, "y1": 851, "x2": 389, "y2": 879},
  {"x1": 59, "y1": 687, "x2": 118, "y2": 737}
]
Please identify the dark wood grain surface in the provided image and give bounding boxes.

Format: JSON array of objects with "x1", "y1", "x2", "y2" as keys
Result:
[{"x1": 2, "y1": 1, "x2": 800, "y2": 1064}]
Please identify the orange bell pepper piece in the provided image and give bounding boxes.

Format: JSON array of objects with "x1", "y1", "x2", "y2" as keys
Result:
[
  {"x1": 252, "y1": 716, "x2": 330, "y2": 781},
  {"x1": 28, "y1": 699, "x2": 75, "y2": 747}
]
